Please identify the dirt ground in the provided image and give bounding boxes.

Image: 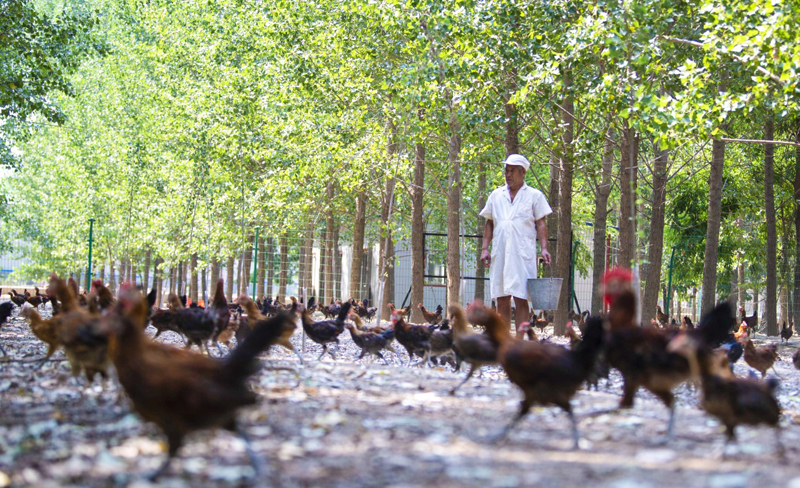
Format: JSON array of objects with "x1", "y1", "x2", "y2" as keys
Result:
[{"x1": 2, "y1": 306, "x2": 800, "y2": 488}]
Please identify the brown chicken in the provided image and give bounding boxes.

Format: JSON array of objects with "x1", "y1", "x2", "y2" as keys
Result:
[
  {"x1": 517, "y1": 322, "x2": 539, "y2": 342},
  {"x1": 669, "y1": 304, "x2": 782, "y2": 457},
  {"x1": 108, "y1": 287, "x2": 295, "y2": 480},
  {"x1": 348, "y1": 312, "x2": 389, "y2": 334},
  {"x1": 449, "y1": 305, "x2": 498, "y2": 395},
  {"x1": 418, "y1": 303, "x2": 443, "y2": 325},
  {"x1": 469, "y1": 303, "x2": 605, "y2": 447},
  {"x1": 51, "y1": 274, "x2": 111, "y2": 382},
  {"x1": 391, "y1": 311, "x2": 431, "y2": 366},
  {"x1": 740, "y1": 334, "x2": 779, "y2": 378},
  {"x1": 602, "y1": 268, "x2": 693, "y2": 439},
  {"x1": 345, "y1": 322, "x2": 395, "y2": 363},
  {"x1": 22, "y1": 307, "x2": 62, "y2": 367},
  {"x1": 739, "y1": 307, "x2": 758, "y2": 333},
  {"x1": 238, "y1": 295, "x2": 302, "y2": 363},
  {"x1": 565, "y1": 322, "x2": 581, "y2": 350},
  {"x1": 793, "y1": 345, "x2": 800, "y2": 371},
  {"x1": 90, "y1": 279, "x2": 116, "y2": 312}
]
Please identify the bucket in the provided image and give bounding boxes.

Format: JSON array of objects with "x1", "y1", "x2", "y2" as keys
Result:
[{"x1": 527, "y1": 277, "x2": 563, "y2": 310}]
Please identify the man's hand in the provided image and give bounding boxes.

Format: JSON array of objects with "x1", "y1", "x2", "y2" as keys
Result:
[
  {"x1": 481, "y1": 249, "x2": 491, "y2": 267},
  {"x1": 540, "y1": 249, "x2": 552, "y2": 266}
]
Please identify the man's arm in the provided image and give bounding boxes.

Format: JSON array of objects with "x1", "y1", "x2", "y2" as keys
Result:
[
  {"x1": 481, "y1": 219, "x2": 494, "y2": 267},
  {"x1": 535, "y1": 217, "x2": 551, "y2": 265}
]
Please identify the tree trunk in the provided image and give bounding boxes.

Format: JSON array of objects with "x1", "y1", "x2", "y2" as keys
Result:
[
  {"x1": 278, "y1": 233, "x2": 289, "y2": 303},
  {"x1": 475, "y1": 165, "x2": 487, "y2": 301},
  {"x1": 178, "y1": 261, "x2": 186, "y2": 297},
  {"x1": 701, "y1": 137, "x2": 726, "y2": 315},
  {"x1": 730, "y1": 266, "x2": 738, "y2": 310},
  {"x1": 618, "y1": 127, "x2": 638, "y2": 269},
  {"x1": 143, "y1": 249, "x2": 151, "y2": 289},
  {"x1": 332, "y1": 224, "x2": 341, "y2": 300},
  {"x1": 168, "y1": 266, "x2": 175, "y2": 296},
  {"x1": 410, "y1": 141, "x2": 426, "y2": 323},
  {"x1": 323, "y1": 181, "x2": 335, "y2": 304},
  {"x1": 266, "y1": 238, "x2": 275, "y2": 297},
  {"x1": 553, "y1": 72, "x2": 574, "y2": 336},
  {"x1": 765, "y1": 116, "x2": 778, "y2": 336},
  {"x1": 257, "y1": 235, "x2": 266, "y2": 298},
  {"x1": 303, "y1": 224, "x2": 314, "y2": 297},
  {"x1": 547, "y1": 139, "x2": 560, "y2": 277},
  {"x1": 642, "y1": 145, "x2": 669, "y2": 322},
  {"x1": 210, "y1": 260, "x2": 220, "y2": 296},
  {"x1": 350, "y1": 189, "x2": 367, "y2": 301},
  {"x1": 153, "y1": 257, "x2": 162, "y2": 307},
  {"x1": 225, "y1": 257, "x2": 234, "y2": 301},
  {"x1": 380, "y1": 177, "x2": 396, "y2": 308},
  {"x1": 190, "y1": 253, "x2": 198, "y2": 304},
  {"x1": 446, "y1": 117, "x2": 462, "y2": 307},
  {"x1": 240, "y1": 236, "x2": 254, "y2": 296},
  {"x1": 591, "y1": 125, "x2": 614, "y2": 315},
  {"x1": 795, "y1": 125, "x2": 800, "y2": 332},
  {"x1": 738, "y1": 264, "x2": 746, "y2": 308},
  {"x1": 504, "y1": 102, "x2": 519, "y2": 155}
]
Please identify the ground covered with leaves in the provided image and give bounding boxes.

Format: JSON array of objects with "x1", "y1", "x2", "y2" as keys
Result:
[{"x1": 2, "y1": 307, "x2": 800, "y2": 487}]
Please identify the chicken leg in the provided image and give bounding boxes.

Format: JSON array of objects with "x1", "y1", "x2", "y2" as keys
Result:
[{"x1": 450, "y1": 364, "x2": 479, "y2": 395}]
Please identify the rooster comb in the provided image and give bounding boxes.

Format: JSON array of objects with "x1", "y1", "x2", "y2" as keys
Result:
[{"x1": 601, "y1": 267, "x2": 633, "y2": 284}]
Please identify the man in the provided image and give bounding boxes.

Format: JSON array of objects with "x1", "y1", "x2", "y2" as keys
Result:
[{"x1": 480, "y1": 154, "x2": 552, "y2": 335}]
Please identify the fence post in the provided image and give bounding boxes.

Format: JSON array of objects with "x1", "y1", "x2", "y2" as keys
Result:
[
  {"x1": 666, "y1": 245, "x2": 676, "y2": 317},
  {"x1": 251, "y1": 228, "x2": 259, "y2": 298},
  {"x1": 86, "y1": 218, "x2": 95, "y2": 288}
]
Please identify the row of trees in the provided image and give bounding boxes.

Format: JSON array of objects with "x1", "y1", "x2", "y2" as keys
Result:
[{"x1": 3, "y1": 0, "x2": 800, "y2": 333}]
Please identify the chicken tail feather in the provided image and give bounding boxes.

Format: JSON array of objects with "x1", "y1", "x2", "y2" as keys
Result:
[{"x1": 223, "y1": 311, "x2": 291, "y2": 379}]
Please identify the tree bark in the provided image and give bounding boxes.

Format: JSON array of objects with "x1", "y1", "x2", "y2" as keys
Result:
[
  {"x1": 278, "y1": 233, "x2": 289, "y2": 303},
  {"x1": 794, "y1": 125, "x2": 800, "y2": 332},
  {"x1": 240, "y1": 236, "x2": 254, "y2": 296},
  {"x1": 701, "y1": 137, "x2": 727, "y2": 316},
  {"x1": 153, "y1": 257, "x2": 162, "y2": 307},
  {"x1": 177, "y1": 261, "x2": 185, "y2": 296},
  {"x1": 210, "y1": 260, "x2": 220, "y2": 296},
  {"x1": 446, "y1": 116, "x2": 462, "y2": 307},
  {"x1": 225, "y1": 257, "x2": 234, "y2": 301},
  {"x1": 738, "y1": 264, "x2": 746, "y2": 308},
  {"x1": 554, "y1": 71, "x2": 574, "y2": 336},
  {"x1": 323, "y1": 181, "x2": 335, "y2": 304},
  {"x1": 765, "y1": 116, "x2": 778, "y2": 336},
  {"x1": 618, "y1": 127, "x2": 638, "y2": 269},
  {"x1": 475, "y1": 165, "x2": 487, "y2": 301},
  {"x1": 190, "y1": 253, "x2": 198, "y2": 304},
  {"x1": 266, "y1": 238, "x2": 275, "y2": 297},
  {"x1": 547, "y1": 139, "x2": 560, "y2": 277},
  {"x1": 143, "y1": 249, "x2": 151, "y2": 289},
  {"x1": 257, "y1": 235, "x2": 266, "y2": 298},
  {"x1": 504, "y1": 102, "x2": 519, "y2": 155},
  {"x1": 642, "y1": 145, "x2": 669, "y2": 322},
  {"x1": 410, "y1": 141, "x2": 426, "y2": 323},
  {"x1": 380, "y1": 176, "x2": 396, "y2": 308},
  {"x1": 332, "y1": 224, "x2": 341, "y2": 300},
  {"x1": 303, "y1": 224, "x2": 314, "y2": 297},
  {"x1": 591, "y1": 125, "x2": 614, "y2": 315},
  {"x1": 350, "y1": 189, "x2": 367, "y2": 300}
]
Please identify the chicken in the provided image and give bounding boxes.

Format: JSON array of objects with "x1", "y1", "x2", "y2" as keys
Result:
[
  {"x1": 681, "y1": 316, "x2": 695, "y2": 330},
  {"x1": 391, "y1": 311, "x2": 431, "y2": 366},
  {"x1": 207, "y1": 279, "x2": 231, "y2": 354},
  {"x1": 793, "y1": 345, "x2": 800, "y2": 371},
  {"x1": 418, "y1": 303, "x2": 443, "y2": 325},
  {"x1": 345, "y1": 322, "x2": 395, "y2": 363},
  {"x1": 781, "y1": 321, "x2": 793, "y2": 343},
  {"x1": 108, "y1": 286, "x2": 294, "y2": 480},
  {"x1": 300, "y1": 302, "x2": 351, "y2": 360},
  {"x1": 0, "y1": 301, "x2": 14, "y2": 356},
  {"x1": 238, "y1": 295, "x2": 302, "y2": 362},
  {"x1": 668, "y1": 304, "x2": 782, "y2": 458},
  {"x1": 90, "y1": 279, "x2": 115, "y2": 312},
  {"x1": 50, "y1": 274, "x2": 111, "y2": 382},
  {"x1": 740, "y1": 334, "x2": 779, "y2": 378},
  {"x1": 428, "y1": 322, "x2": 455, "y2": 366},
  {"x1": 601, "y1": 267, "x2": 714, "y2": 439},
  {"x1": 67, "y1": 277, "x2": 87, "y2": 308},
  {"x1": 517, "y1": 322, "x2": 539, "y2": 342},
  {"x1": 733, "y1": 323, "x2": 748, "y2": 341},
  {"x1": 656, "y1": 305, "x2": 669, "y2": 325},
  {"x1": 348, "y1": 312, "x2": 389, "y2": 334},
  {"x1": 468, "y1": 303, "x2": 605, "y2": 447},
  {"x1": 739, "y1": 307, "x2": 758, "y2": 333},
  {"x1": 564, "y1": 322, "x2": 581, "y2": 350},
  {"x1": 532, "y1": 310, "x2": 549, "y2": 334},
  {"x1": 23, "y1": 299, "x2": 63, "y2": 361},
  {"x1": 8, "y1": 290, "x2": 26, "y2": 307},
  {"x1": 449, "y1": 304, "x2": 498, "y2": 395},
  {"x1": 715, "y1": 333, "x2": 744, "y2": 373},
  {"x1": 170, "y1": 294, "x2": 216, "y2": 354}
]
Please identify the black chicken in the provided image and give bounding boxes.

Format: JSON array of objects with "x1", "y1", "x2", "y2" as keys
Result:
[{"x1": 300, "y1": 302, "x2": 351, "y2": 360}]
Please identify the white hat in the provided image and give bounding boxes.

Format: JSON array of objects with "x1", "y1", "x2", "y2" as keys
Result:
[{"x1": 504, "y1": 154, "x2": 530, "y2": 171}]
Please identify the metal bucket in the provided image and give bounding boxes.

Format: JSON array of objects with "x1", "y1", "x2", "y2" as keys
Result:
[{"x1": 527, "y1": 278, "x2": 564, "y2": 310}]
